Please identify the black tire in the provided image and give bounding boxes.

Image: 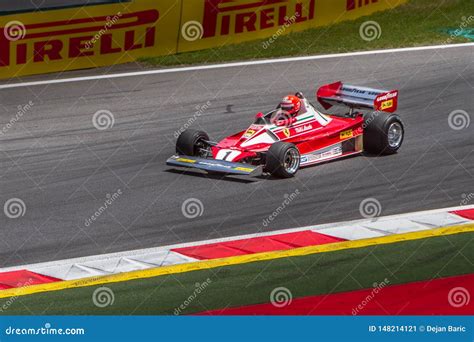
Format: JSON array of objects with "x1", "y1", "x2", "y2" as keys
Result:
[
  {"x1": 265, "y1": 142, "x2": 300, "y2": 178},
  {"x1": 176, "y1": 129, "x2": 209, "y2": 156},
  {"x1": 363, "y1": 113, "x2": 404, "y2": 155}
]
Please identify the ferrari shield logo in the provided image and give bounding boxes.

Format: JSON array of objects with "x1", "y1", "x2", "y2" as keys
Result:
[{"x1": 283, "y1": 128, "x2": 291, "y2": 138}]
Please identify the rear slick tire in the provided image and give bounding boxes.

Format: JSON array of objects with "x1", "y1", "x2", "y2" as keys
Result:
[{"x1": 363, "y1": 113, "x2": 404, "y2": 155}]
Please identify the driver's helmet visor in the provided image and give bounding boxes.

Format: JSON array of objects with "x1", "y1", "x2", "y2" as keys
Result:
[{"x1": 280, "y1": 104, "x2": 295, "y2": 113}]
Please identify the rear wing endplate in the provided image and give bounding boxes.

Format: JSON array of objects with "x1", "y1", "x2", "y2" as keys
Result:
[{"x1": 317, "y1": 82, "x2": 398, "y2": 113}]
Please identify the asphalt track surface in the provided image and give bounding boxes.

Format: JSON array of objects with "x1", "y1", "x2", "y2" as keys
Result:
[{"x1": 1, "y1": 46, "x2": 473, "y2": 268}]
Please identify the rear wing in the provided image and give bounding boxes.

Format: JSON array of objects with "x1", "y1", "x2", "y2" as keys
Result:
[{"x1": 317, "y1": 82, "x2": 398, "y2": 113}]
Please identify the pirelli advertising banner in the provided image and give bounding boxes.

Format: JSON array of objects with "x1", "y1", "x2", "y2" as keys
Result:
[
  {"x1": 0, "y1": 0, "x2": 406, "y2": 79},
  {"x1": 179, "y1": 0, "x2": 407, "y2": 51},
  {"x1": 0, "y1": 0, "x2": 181, "y2": 79}
]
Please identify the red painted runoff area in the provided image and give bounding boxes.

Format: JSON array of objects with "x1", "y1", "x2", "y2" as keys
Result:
[
  {"x1": 452, "y1": 208, "x2": 474, "y2": 220},
  {"x1": 0, "y1": 270, "x2": 60, "y2": 290},
  {"x1": 200, "y1": 273, "x2": 474, "y2": 315},
  {"x1": 172, "y1": 231, "x2": 345, "y2": 260}
]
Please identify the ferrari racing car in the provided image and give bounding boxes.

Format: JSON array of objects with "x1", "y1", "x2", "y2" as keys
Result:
[{"x1": 167, "y1": 82, "x2": 404, "y2": 178}]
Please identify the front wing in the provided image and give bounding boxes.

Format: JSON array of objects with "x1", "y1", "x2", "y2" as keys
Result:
[{"x1": 166, "y1": 155, "x2": 263, "y2": 177}]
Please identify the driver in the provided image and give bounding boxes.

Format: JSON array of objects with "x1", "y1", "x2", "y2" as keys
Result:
[{"x1": 272, "y1": 95, "x2": 302, "y2": 125}]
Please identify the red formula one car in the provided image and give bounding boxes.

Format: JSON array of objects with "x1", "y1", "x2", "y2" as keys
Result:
[{"x1": 167, "y1": 82, "x2": 404, "y2": 178}]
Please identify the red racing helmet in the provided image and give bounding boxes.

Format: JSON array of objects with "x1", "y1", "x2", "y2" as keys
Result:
[{"x1": 280, "y1": 95, "x2": 301, "y2": 115}]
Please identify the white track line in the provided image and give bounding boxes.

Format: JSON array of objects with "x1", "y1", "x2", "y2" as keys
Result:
[
  {"x1": 1, "y1": 204, "x2": 472, "y2": 273},
  {"x1": 1, "y1": 43, "x2": 473, "y2": 90}
]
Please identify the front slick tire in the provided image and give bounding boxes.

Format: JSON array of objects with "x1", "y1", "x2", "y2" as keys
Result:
[
  {"x1": 265, "y1": 142, "x2": 300, "y2": 178},
  {"x1": 363, "y1": 113, "x2": 404, "y2": 155},
  {"x1": 176, "y1": 129, "x2": 209, "y2": 156}
]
